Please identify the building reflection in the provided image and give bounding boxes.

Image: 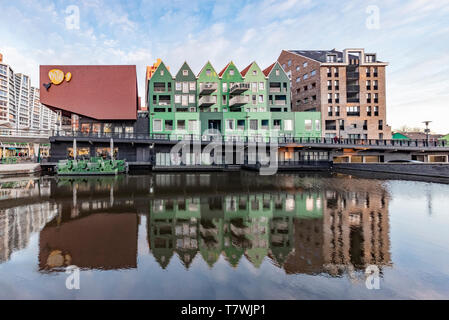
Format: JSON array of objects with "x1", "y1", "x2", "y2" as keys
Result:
[
  {"x1": 147, "y1": 177, "x2": 391, "y2": 276},
  {"x1": 1, "y1": 173, "x2": 392, "y2": 278}
]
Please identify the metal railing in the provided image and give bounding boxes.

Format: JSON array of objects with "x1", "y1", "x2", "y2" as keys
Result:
[
  {"x1": 0, "y1": 128, "x2": 53, "y2": 138},
  {"x1": 51, "y1": 131, "x2": 449, "y2": 148}
]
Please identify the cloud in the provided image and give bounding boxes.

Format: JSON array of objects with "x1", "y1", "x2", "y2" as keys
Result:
[{"x1": 1, "y1": 0, "x2": 449, "y2": 132}]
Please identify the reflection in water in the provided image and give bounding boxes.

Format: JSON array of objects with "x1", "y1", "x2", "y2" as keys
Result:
[{"x1": 0, "y1": 173, "x2": 393, "y2": 278}]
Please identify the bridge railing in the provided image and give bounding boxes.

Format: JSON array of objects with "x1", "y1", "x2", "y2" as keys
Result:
[
  {"x1": 0, "y1": 128, "x2": 52, "y2": 138},
  {"x1": 52, "y1": 131, "x2": 448, "y2": 148}
]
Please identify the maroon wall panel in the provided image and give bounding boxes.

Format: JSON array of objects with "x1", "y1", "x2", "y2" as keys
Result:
[{"x1": 40, "y1": 65, "x2": 138, "y2": 120}]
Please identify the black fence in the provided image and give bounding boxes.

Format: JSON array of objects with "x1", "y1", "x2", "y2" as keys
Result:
[{"x1": 52, "y1": 131, "x2": 448, "y2": 148}]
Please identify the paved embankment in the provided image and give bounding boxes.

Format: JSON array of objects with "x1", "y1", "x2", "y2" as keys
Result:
[
  {"x1": 333, "y1": 163, "x2": 449, "y2": 178},
  {"x1": 0, "y1": 163, "x2": 41, "y2": 176}
]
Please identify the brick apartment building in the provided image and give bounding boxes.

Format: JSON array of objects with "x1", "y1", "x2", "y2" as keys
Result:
[{"x1": 278, "y1": 48, "x2": 392, "y2": 139}]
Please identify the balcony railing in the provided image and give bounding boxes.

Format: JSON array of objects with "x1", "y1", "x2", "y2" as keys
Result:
[
  {"x1": 199, "y1": 82, "x2": 218, "y2": 95},
  {"x1": 229, "y1": 95, "x2": 249, "y2": 107},
  {"x1": 50, "y1": 130, "x2": 449, "y2": 149},
  {"x1": 198, "y1": 95, "x2": 217, "y2": 107},
  {"x1": 230, "y1": 83, "x2": 250, "y2": 94}
]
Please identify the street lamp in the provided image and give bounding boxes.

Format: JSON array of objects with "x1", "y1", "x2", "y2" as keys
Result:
[{"x1": 423, "y1": 121, "x2": 432, "y2": 144}]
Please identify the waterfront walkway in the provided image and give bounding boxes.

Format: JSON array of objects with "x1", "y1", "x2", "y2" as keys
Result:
[{"x1": 0, "y1": 163, "x2": 41, "y2": 176}]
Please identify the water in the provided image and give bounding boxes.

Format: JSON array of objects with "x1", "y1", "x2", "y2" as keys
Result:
[{"x1": 0, "y1": 172, "x2": 449, "y2": 299}]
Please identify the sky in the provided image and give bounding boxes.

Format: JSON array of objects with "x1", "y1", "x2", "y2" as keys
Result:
[{"x1": 1, "y1": 0, "x2": 448, "y2": 133}]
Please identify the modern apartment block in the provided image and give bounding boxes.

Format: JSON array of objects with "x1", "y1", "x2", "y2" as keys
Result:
[
  {"x1": 278, "y1": 48, "x2": 392, "y2": 139},
  {"x1": 0, "y1": 53, "x2": 57, "y2": 131},
  {"x1": 147, "y1": 59, "x2": 313, "y2": 142}
]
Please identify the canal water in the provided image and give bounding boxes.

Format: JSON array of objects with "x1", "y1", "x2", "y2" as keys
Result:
[{"x1": 0, "y1": 172, "x2": 448, "y2": 299}]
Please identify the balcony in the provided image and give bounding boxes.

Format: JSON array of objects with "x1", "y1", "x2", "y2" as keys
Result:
[
  {"x1": 347, "y1": 85, "x2": 360, "y2": 92},
  {"x1": 199, "y1": 82, "x2": 218, "y2": 95},
  {"x1": 230, "y1": 83, "x2": 250, "y2": 94},
  {"x1": 199, "y1": 95, "x2": 217, "y2": 107},
  {"x1": 229, "y1": 95, "x2": 249, "y2": 107},
  {"x1": 346, "y1": 72, "x2": 359, "y2": 79}
]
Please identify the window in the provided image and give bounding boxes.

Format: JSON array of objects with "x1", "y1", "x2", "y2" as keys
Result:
[
  {"x1": 259, "y1": 82, "x2": 264, "y2": 90},
  {"x1": 182, "y1": 82, "x2": 189, "y2": 93},
  {"x1": 284, "y1": 119, "x2": 293, "y2": 131},
  {"x1": 378, "y1": 120, "x2": 383, "y2": 130},
  {"x1": 296, "y1": 77, "x2": 301, "y2": 83},
  {"x1": 346, "y1": 106, "x2": 360, "y2": 116},
  {"x1": 261, "y1": 120, "x2": 269, "y2": 129},
  {"x1": 189, "y1": 95, "x2": 195, "y2": 103},
  {"x1": 182, "y1": 95, "x2": 188, "y2": 106},
  {"x1": 252, "y1": 95, "x2": 257, "y2": 105},
  {"x1": 229, "y1": 70, "x2": 235, "y2": 76},
  {"x1": 183, "y1": 69, "x2": 188, "y2": 76},
  {"x1": 282, "y1": 64, "x2": 286, "y2": 70},
  {"x1": 328, "y1": 93, "x2": 332, "y2": 103},
  {"x1": 303, "y1": 62, "x2": 308, "y2": 68},
  {"x1": 188, "y1": 120, "x2": 198, "y2": 131},
  {"x1": 305, "y1": 119, "x2": 312, "y2": 131},
  {"x1": 334, "y1": 93, "x2": 340, "y2": 103},
  {"x1": 367, "y1": 106, "x2": 372, "y2": 116},
  {"x1": 175, "y1": 82, "x2": 182, "y2": 91},
  {"x1": 160, "y1": 70, "x2": 164, "y2": 76},
  {"x1": 252, "y1": 82, "x2": 257, "y2": 92},
  {"x1": 303, "y1": 74, "x2": 309, "y2": 80},
  {"x1": 334, "y1": 80, "x2": 339, "y2": 89},
  {"x1": 335, "y1": 106, "x2": 340, "y2": 116},
  {"x1": 315, "y1": 119, "x2": 321, "y2": 131},
  {"x1": 250, "y1": 119, "x2": 258, "y2": 130},
  {"x1": 206, "y1": 69, "x2": 211, "y2": 76},
  {"x1": 276, "y1": 69, "x2": 280, "y2": 76},
  {"x1": 103, "y1": 123, "x2": 112, "y2": 133},
  {"x1": 189, "y1": 82, "x2": 196, "y2": 91},
  {"x1": 328, "y1": 106, "x2": 333, "y2": 116},
  {"x1": 153, "y1": 119, "x2": 162, "y2": 131},
  {"x1": 253, "y1": 70, "x2": 257, "y2": 75},
  {"x1": 273, "y1": 119, "x2": 281, "y2": 129},
  {"x1": 222, "y1": 82, "x2": 227, "y2": 92},
  {"x1": 258, "y1": 95, "x2": 264, "y2": 103},
  {"x1": 311, "y1": 70, "x2": 316, "y2": 76},
  {"x1": 296, "y1": 66, "x2": 300, "y2": 72},
  {"x1": 288, "y1": 60, "x2": 292, "y2": 66},
  {"x1": 226, "y1": 119, "x2": 234, "y2": 130},
  {"x1": 374, "y1": 106, "x2": 379, "y2": 116},
  {"x1": 175, "y1": 95, "x2": 181, "y2": 103},
  {"x1": 177, "y1": 120, "x2": 186, "y2": 130},
  {"x1": 237, "y1": 120, "x2": 245, "y2": 130},
  {"x1": 326, "y1": 55, "x2": 336, "y2": 63},
  {"x1": 165, "y1": 120, "x2": 173, "y2": 130}
]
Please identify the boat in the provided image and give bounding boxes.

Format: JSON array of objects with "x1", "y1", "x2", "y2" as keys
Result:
[{"x1": 56, "y1": 157, "x2": 128, "y2": 176}]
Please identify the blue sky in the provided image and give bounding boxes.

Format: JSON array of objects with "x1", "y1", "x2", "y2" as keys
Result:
[{"x1": 1, "y1": 0, "x2": 448, "y2": 132}]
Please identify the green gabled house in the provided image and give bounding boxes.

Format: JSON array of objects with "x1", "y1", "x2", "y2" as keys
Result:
[
  {"x1": 263, "y1": 62, "x2": 291, "y2": 112},
  {"x1": 147, "y1": 60, "x2": 173, "y2": 113},
  {"x1": 240, "y1": 61, "x2": 268, "y2": 113},
  {"x1": 197, "y1": 61, "x2": 221, "y2": 113},
  {"x1": 392, "y1": 132, "x2": 411, "y2": 140},
  {"x1": 219, "y1": 61, "x2": 248, "y2": 113},
  {"x1": 174, "y1": 62, "x2": 197, "y2": 113}
]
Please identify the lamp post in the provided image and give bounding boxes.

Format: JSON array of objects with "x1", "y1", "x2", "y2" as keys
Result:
[{"x1": 423, "y1": 121, "x2": 432, "y2": 145}]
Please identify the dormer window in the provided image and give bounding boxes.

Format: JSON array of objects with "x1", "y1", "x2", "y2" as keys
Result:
[
  {"x1": 326, "y1": 54, "x2": 337, "y2": 63},
  {"x1": 365, "y1": 54, "x2": 376, "y2": 63}
]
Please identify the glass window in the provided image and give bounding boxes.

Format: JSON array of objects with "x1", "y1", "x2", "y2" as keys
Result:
[
  {"x1": 250, "y1": 119, "x2": 258, "y2": 130},
  {"x1": 259, "y1": 82, "x2": 264, "y2": 90},
  {"x1": 96, "y1": 147, "x2": 118, "y2": 159},
  {"x1": 175, "y1": 82, "x2": 182, "y2": 90},
  {"x1": 92, "y1": 123, "x2": 101, "y2": 133},
  {"x1": 252, "y1": 82, "x2": 257, "y2": 92},
  {"x1": 303, "y1": 62, "x2": 308, "y2": 68},
  {"x1": 125, "y1": 127, "x2": 134, "y2": 133},
  {"x1": 206, "y1": 69, "x2": 211, "y2": 76},
  {"x1": 258, "y1": 95, "x2": 264, "y2": 103},
  {"x1": 177, "y1": 120, "x2": 186, "y2": 130},
  {"x1": 305, "y1": 120, "x2": 312, "y2": 131},
  {"x1": 237, "y1": 120, "x2": 245, "y2": 130},
  {"x1": 189, "y1": 81, "x2": 196, "y2": 91},
  {"x1": 153, "y1": 119, "x2": 162, "y2": 131},
  {"x1": 175, "y1": 95, "x2": 181, "y2": 103},
  {"x1": 276, "y1": 69, "x2": 280, "y2": 76},
  {"x1": 189, "y1": 95, "x2": 195, "y2": 103},
  {"x1": 67, "y1": 147, "x2": 89, "y2": 159},
  {"x1": 222, "y1": 82, "x2": 227, "y2": 92},
  {"x1": 315, "y1": 119, "x2": 321, "y2": 131},
  {"x1": 81, "y1": 123, "x2": 90, "y2": 133},
  {"x1": 188, "y1": 120, "x2": 198, "y2": 131},
  {"x1": 284, "y1": 119, "x2": 293, "y2": 131},
  {"x1": 165, "y1": 120, "x2": 173, "y2": 130},
  {"x1": 226, "y1": 119, "x2": 234, "y2": 130},
  {"x1": 261, "y1": 120, "x2": 269, "y2": 129},
  {"x1": 103, "y1": 123, "x2": 112, "y2": 133},
  {"x1": 183, "y1": 70, "x2": 188, "y2": 76},
  {"x1": 229, "y1": 70, "x2": 234, "y2": 76}
]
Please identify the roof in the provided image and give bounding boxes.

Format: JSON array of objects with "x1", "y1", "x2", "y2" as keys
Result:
[
  {"x1": 40, "y1": 65, "x2": 138, "y2": 120},
  {"x1": 396, "y1": 131, "x2": 443, "y2": 140},
  {"x1": 218, "y1": 62, "x2": 231, "y2": 77},
  {"x1": 240, "y1": 62, "x2": 253, "y2": 77},
  {"x1": 263, "y1": 62, "x2": 276, "y2": 76},
  {"x1": 288, "y1": 49, "x2": 356, "y2": 63}
]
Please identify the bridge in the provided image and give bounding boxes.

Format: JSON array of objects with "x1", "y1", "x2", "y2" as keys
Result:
[
  {"x1": 50, "y1": 131, "x2": 449, "y2": 152},
  {"x1": 0, "y1": 128, "x2": 51, "y2": 144}
]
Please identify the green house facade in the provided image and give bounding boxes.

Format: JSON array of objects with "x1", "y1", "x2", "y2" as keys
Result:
[{"x1": 146, "y1": 59, "x2": 322, "y2": 140}]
